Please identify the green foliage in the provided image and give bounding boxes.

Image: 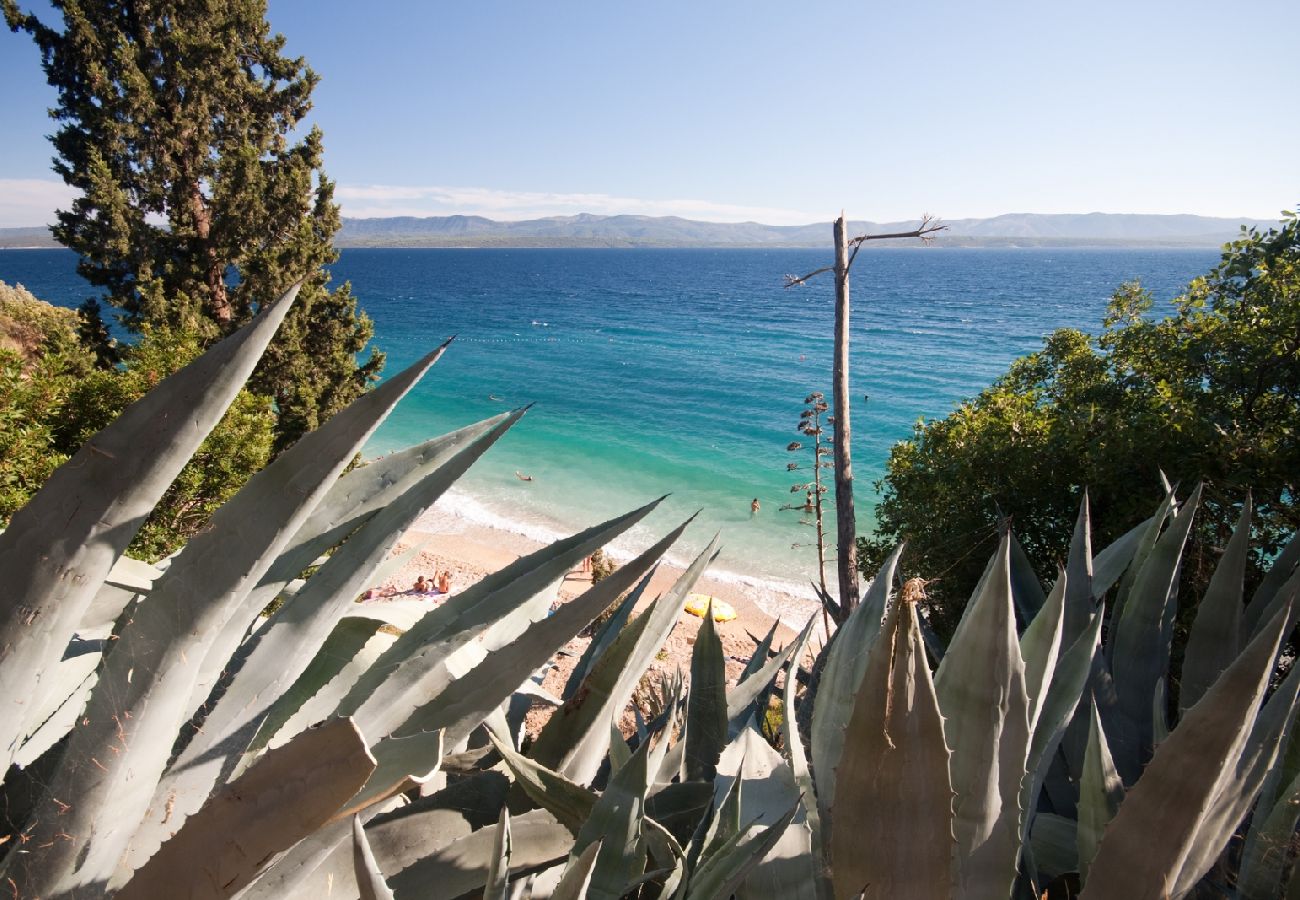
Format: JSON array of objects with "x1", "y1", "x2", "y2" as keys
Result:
[
  {"x1": 0, "y1": 297, "x2": 275, "y2": 559},
  {"x1": 860, "y1": 209, "x2": 1300, "y2": 635},
  {"x1": 590, "y1": 546, "x2": 616, "y2": 583},
  {"x1": 3, "y1": 0, "x2": 383, "y2": 450}
]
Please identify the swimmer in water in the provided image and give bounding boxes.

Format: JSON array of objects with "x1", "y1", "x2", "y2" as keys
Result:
[{"x1": 516, "y1": 471, "x2": 534, "y2": 482}]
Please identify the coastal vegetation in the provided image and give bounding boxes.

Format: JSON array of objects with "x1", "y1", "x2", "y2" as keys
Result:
[
  {"x1": 1, "y1": 293, "x2": 1298, "y2": 898},
  {"x1": 861, "y1": 210, "x2": 1300, "y2": 645},
  {"x1": 2, "y1": 0, "x2": 383, "y2": 453}
]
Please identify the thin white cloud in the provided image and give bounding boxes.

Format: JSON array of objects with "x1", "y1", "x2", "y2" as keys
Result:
[
  {"x1": 1, "y1": 177, "x2": 820, "y2": 227},
  {"x1": 0, "y1": 179, "x2": 78, "y2": 228},
  {"x1": 334, "y1": 183, "x2": 820, "y2": 225}
]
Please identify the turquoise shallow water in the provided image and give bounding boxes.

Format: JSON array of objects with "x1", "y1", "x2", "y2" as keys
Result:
[{"x1": 0, "y1": 246, "x2": 1220, "y2": 594}]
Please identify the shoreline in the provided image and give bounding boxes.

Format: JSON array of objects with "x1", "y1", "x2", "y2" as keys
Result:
[{"x1": 371, "y1": 494, "x2": 824, "y2": 657}]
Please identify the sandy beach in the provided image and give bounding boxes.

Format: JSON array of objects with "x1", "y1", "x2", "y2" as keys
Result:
[{"x1": 367, "y1": 504, "x2": 824, "y2": 734}]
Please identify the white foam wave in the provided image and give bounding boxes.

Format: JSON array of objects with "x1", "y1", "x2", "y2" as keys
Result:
[{"x1": 414, "y1": 485, "x2": 820, "y2": 632}]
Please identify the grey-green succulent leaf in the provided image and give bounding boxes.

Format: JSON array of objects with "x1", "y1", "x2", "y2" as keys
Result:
[
  {"x1": 1076, "y1": 701, "x2": 1123, "y2": 884},
  {"x1": 391, "y1": 517, "x2": 691, "y2": 747},
  {"x1": 1108, "y1": 483, "x2": 1202, "y2": 773},
  {"x1": 831, "y1": 589, "x2": 953, "y2": 900},
  {"x1": 1080, "y1": 602, "x2": 1291, "y2": 900},
  {"x1": 0, "y1": 286, "x2": 300, "y2": 770},
  {"x1": 683, "y1": 801, "x2": 799, "y2": 900},
  {"x1": 552, "y1": 841, "x2": 601, "y2": 900},
  {"x1": 1009, "y1": 530, "x2": 1048, "y2": 624},
  {"x1": 13, "y1": 346, "x2": 446, "y2": 897},
  {"x1": 352, "y1": 816, "x2": 397, "y2": 900},
  {"x1": 1237, "y1": 766, "x2": 1300, "y2": 900},
  {"x1": 1243, "y1": 528, "x2": 1300, "y2": 636},
  {"x1": 1027, "y1": 814, "x2": 1078, "y2": 884},
  {"x1": 1062, "y1": 494, "x2": 1095, "y2": 647},
  {"x1": 1180, "y1": 495, "x2": 1252, "y2": 713},
  {"x1": 686, "y1": 597, "x2": 729, "y2": 782},
  {"x1": 337, "y1": 729, "x2": 445, "y2": 820},
  {"x1": 336, "y1": 497, "x2": 667, "y2": 742},
  {"x1": 192, "y1": 410, "x2": 513, "y2": 715},
  {"x1": 1106, "y1": 487, "x2": 1176, "y2": 650},
  {"x1": 779, "y1": 617, "x2": 831, "y2": 900},
  {"x1": 726, "y1": 622, "x2": 806, "y2": 739},
  {"x1": 1020, "y1": 569, "x2": 1066, "y2": 735},
  {"x1": 1171, "y1": 653, "x2": 1300, "y2": 899},
  {"x1": 563, "y1": 571, "x2": 653, "y2": 698},
  {"x1": 114, "y1": 717, "x2": 376, "y2": 900},
  {"x1": 485, "y1": 807, "x2": 513, "y2": 900},
  {"x1": 575, "y1": 731, "x2": 652, "y2": 900},
  {"x1": 810, "y1": 542, "x2": 903, "y2": 829},
  {"x1": 531, "y1": 536, "x2": 718, "y2": 785},
  {"x1": 935, "y1": 534, "x2": 1031, "y2": 900}
]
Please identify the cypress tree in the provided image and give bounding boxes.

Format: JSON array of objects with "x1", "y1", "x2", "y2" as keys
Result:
[{"x1": 4, "y1": 0, "x2": 383, "y2": 449}]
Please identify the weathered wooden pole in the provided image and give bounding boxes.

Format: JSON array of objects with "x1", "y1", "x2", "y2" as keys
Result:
[{"x1": 831, "y1": 214, "x2": 860, "y2": 617}]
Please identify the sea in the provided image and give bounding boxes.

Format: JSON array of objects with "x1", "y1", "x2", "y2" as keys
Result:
[{"x1": 0, "y1": 246, "x2": 1219, "y2": 606}]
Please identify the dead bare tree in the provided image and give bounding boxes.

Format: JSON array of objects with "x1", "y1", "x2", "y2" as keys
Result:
[{"x1": 785, "y1": 213, "x2": 947, "y2": 624}]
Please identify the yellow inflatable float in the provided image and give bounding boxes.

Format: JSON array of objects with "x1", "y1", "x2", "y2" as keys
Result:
[{"x1": 684, "y1": 593, "x2": 737, "y2": 622}]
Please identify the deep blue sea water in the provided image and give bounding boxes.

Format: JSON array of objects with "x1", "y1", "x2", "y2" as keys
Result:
[{"x1": 0, "y1": 246, "x2": 1219, "y2": 599}]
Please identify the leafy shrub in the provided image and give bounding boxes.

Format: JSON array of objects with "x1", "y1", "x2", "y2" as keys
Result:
[{"x1": 861, "y1": 209, "x2": 1300, "y2": 637}]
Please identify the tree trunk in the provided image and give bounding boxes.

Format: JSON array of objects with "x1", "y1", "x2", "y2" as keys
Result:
[{"x1": 831, "y1": 215, "x2": 860, "y2": 619}]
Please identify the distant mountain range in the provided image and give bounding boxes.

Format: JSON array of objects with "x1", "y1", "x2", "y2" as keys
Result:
[{"x1": 0, "y1": 212, "x2": 1274, "y2": 251}]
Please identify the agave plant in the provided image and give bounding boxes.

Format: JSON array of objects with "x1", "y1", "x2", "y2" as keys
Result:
[{"x1": 2, "y1": 281, "x2": 1298, "y2": 900}]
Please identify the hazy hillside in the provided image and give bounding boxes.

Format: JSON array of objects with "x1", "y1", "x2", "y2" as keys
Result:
[
  {"x1": 332, "y1": 212, "x2": 1271, "y2": 248},
  {"x1": 2, "y1": 212, "x2": 1273, "y2": 251}
]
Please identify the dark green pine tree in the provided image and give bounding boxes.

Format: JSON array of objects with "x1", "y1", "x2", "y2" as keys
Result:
[{"x1": 4, "y1": 0, "x2": 383, "y2": 449}]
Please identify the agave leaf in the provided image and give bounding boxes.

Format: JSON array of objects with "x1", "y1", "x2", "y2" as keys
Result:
[
  {"x1": 1108, "y1": 483, "x2": 1201, "y2": 771},
  {"x1": 562, "y1": 571, "x2": 653, "y2": 699},
  {"x1": 1106, "y1": 487, "x2": 1177, "y2": 646},
  {"x1": 1243, "y1": 529, "x2": 1300, "y2": 636},
  {"x1": 609, "y1": 722, "x2": 632, "y2": 773},
  {"x1": 386, "y1": 809, "x2": 574, "y2": 900},
  {"x1": 17, "y1": 347, "x2": 447, "y2": 897},
  {"x1": 779, "y1": 618, "x2": 831, "y2": 898},
  {"x1": 0, "y1": 287, "x2": 299, "y2": 768},
  {"x1": 242, "y1": 770, "x2": 509, "y2": 900},
  {"x1": 552, "y1": 840, "x2": 601, "y2": 900},
  {"x1": 191, "y1": 410, "x2": 515, "y2": 715},
  {"x1": 1020, "y1": 569, "x2": 1066, "y2": 735},
  {"x1": 489, "y1": 731, "x2": 597, "y2": 833},
  {"x1": 684, "y1": 802, "x2": 799, "y2": 900},
  {"x1": 809, "y1": 542, "x2": 903, "y2": 827},
  {"x1": 740, "y1": 622, "x2": 779, "y2": 684},
  {"x1": 1247, "y1": 563, "x2": 1300, "y2": 646},
  {"x1": 352, "y1": 816, "x2": 397, "y2": 900},
  {"x1": 254, "y1": 619, "x2": 397, "y2": 755},
  {"x1": 576, "y1": 732, "x2": 652, "y2": 899},
  {"x1": 685, "y1": 598, "x2": 729, "y2": 782},
  {"x1": 1022, "y1": 607, "x2": 1103, "y2": 835},
  {"x1": 1237, "y1": 767, "x2": 1300, "y2": 900},
  {"x1": 1080, "y1": 603, "x2": 1291, "y2": 900},
  {"x1": 725, "y1": 730, "x2": 815, "y2": 900},
  {"x1": 13, "y1": 639, "x2": 104, "y2": 767},
  {"x1": 335, "y1": 499, "x2": 667, "y2": 742},
  {"x1": 830, "y1": 589, "x2": 953, "y2": 900},
  {"x1": 531, "y1": 538, "x2": 717, "y2": 785},
  {"x1": 1170, "y1": 654, "x2": 1300, "y2": 899},
  {"x1": 1009, "y1": 530, "x2": 1048, "y2": 624},
  {"x1": 726, "y1": 625, "x2": 805, "y2": 739},
  {"x1": 1089, "y1": 516, "x2": 1149, "y2": 602},
  {"x1": 935, "y1": 534, "x2": 1031, "y2": 900},
  {"x1": 1028, "y1": 813, "x2": 1078, "y2": 883},
  {"x1": 170, "y1": 408, "x2": 522, "y2": 807},
  {"x1": 390, "y1": 518, "x2": 692, "y2": 747},
  {"x1": 334, "y1": 730, "x2": 445, "y2": 821},
  {"x1": 1076, "y1": 701, "x2": 1123, "y2": 884},
  {"x1": 1180, "y1": 496, "x2": 1252, "y2": 713},
  {"x1": 484, "y1": 807, "x2": 512, "y2": 900},
  {"x1": 114, "y1": 718, "x2": 375, "y2": 900},
  {"x1": 1062, "y1": 493, "x2": 1095, "y2": 647}
]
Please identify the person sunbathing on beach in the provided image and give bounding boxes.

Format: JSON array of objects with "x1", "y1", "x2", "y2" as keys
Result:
[
  {"x1": 413, "y1": 575, "x2": 429, "y2": 593},
  {"x1": 436, "y1": 570, "x2": 452, "y2": 593}
]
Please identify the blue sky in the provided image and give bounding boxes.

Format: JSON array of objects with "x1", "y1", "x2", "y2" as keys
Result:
[{"x1": 1, "y1": 0, "x2": 1297, "y2": 227}]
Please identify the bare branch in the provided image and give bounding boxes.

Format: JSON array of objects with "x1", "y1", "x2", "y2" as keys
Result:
[
  {"x1": 783, "y1": 266, "x2": 833, "y2": 288},
  {"x1": 784, "y1": 215, "x2": 947, "y2": 286}
]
